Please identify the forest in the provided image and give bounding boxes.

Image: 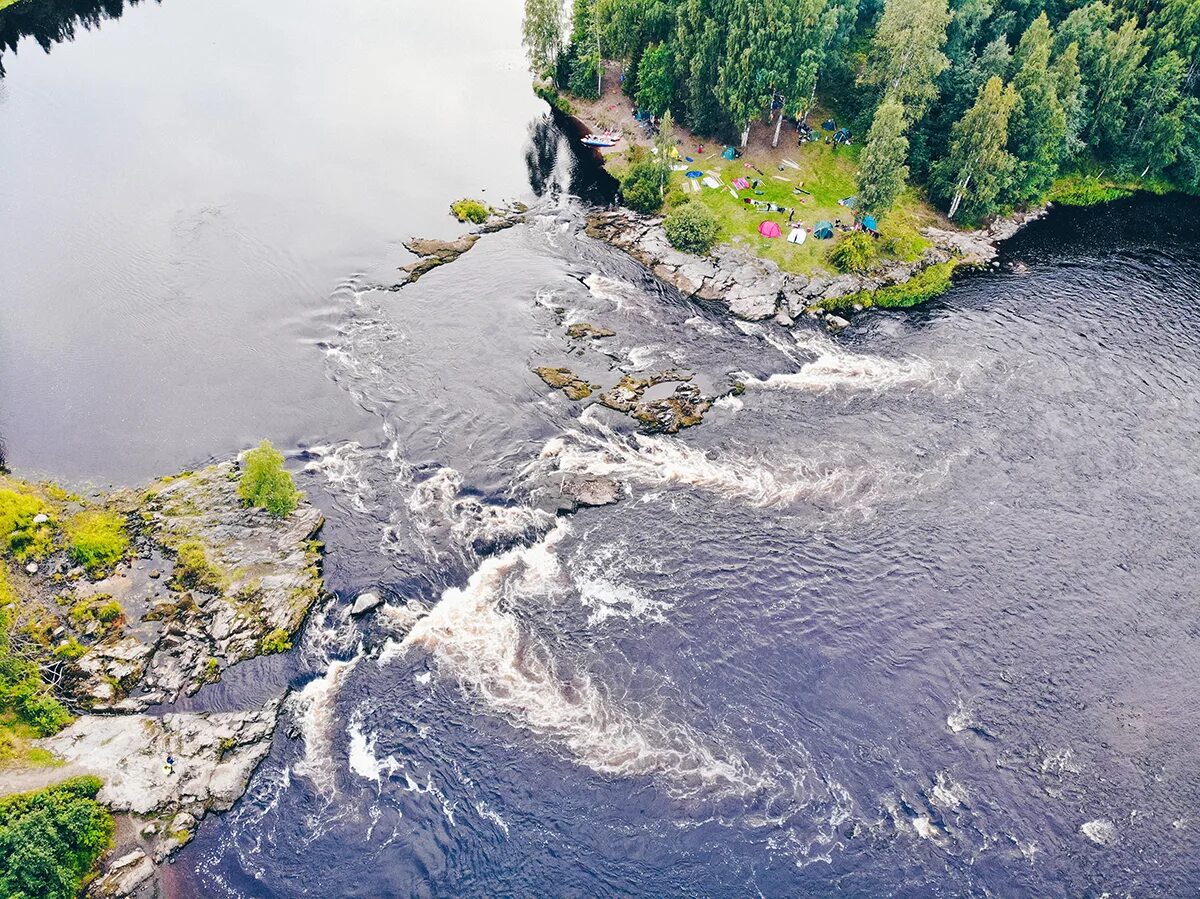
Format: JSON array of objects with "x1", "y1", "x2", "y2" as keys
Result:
[{"x1": 523, "y1": 0, "x2": 1200, "y2": 224}]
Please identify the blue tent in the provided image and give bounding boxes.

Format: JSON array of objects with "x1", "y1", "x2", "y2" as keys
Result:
[
  {"x1": 722, "y1": 146, "x2": 737, "y2": 160},
  {"x1": 813, "y1": 220, "x2": 834, "y2": 239},
  {"x1": 862, "y1": 215, "x2": 878, "y2": 232}
]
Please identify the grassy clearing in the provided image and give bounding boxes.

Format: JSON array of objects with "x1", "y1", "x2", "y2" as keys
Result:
[
  {"x1": 0, "y1": 0, "x2": 25, "y2": 12},
  {"x1": 0, "y1": 712, "x2": 64, "y2": 769},
  {"x1": 664, "y1": 139, "x2": 936, "y2": 275}
]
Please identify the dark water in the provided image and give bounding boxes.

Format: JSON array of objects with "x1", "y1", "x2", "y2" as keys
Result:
[{"x1": 3, "y1": 3, "x2": 1200, "y2": 897}]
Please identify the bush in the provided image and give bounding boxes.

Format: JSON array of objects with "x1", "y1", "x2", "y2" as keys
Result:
[
  {"x1": 619, "y1": 160, "x2": 666, "y2": 213},
  {"x1": 64, "y1": 510, "x2": 127, "y2": 572},
  {"x1": 171, "y1": 540, "x2": 225, "y2": 593},
  {"x1": 0, "y1": 776, "x2": 114, "y2": 899},
  {"x1": 450, "y1": 198, "x2": 491, "y2": 224},
  {"x1": 827, "y1": 231, "x2": 877, "y2": 273},
  {"x1": 1046, "y1": 175, "x2": 1134, "y2": 207},
  {"x1": 17, "y1": 691, "x2": 71, "y2": 736},
  {"x1": 664, "y1": 201, "x2": 720, "y2": 254},
  {"x1": 238, "y1": 441, "x2": 301, "y2": 518},
  {"x1": 259, "y1": 628, "x2": 292, "y2": 655},
  {"x1": 0, "y1": 564, "x2": 13, "y2": 608}
]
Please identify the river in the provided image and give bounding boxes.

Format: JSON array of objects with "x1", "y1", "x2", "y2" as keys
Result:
[{"x1": 2, "y1": 1, "x2": 1199, "y2": 896}]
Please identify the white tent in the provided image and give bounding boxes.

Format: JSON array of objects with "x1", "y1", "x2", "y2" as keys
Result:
[{"x1": 787, "y1": 227, "x2": 807, "y2": 244}]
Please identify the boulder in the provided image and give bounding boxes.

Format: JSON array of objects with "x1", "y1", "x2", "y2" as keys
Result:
[
  {"x1": 351, "y1": 591, "x2": 383, "y2": 616},
  {"x1": 558, "y1": 474, "x2": 621, "y2": 507}
]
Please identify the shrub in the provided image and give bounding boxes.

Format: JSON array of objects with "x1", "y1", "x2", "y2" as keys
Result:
[
  {"x1": 171, "y1": 540, "x2": 225, "y2": 593},
  {"x1": 450, "y1": 198, "x2": 491, "y2": 224},
  {"x1": 1046, "y1": 175, "x2": 1133, "y2": 207},
  {"x1": 64, "y1": 510, "x2": 127, "y2": 572},
  {"x1": 0, "y1": 776, "x2": 114, "y2": 899},
  {"x1": 259, "y1": 628, "x2": 292, "y2": 655},
  {"x1": 238, "y1": 441, "x2": 302, "y2": 518},
  {"x1": 17, "y1": 691, "x2": 71, "y2": 736},
  {"x1": 664, "y1": 201, "x2": 720, "y2": 254},
  {"x1": 619, "y1": 160, "x2": 666, "y2": 213},
  {"x1": 827, "y1": 231, "x2": 877, "y2": 273}
]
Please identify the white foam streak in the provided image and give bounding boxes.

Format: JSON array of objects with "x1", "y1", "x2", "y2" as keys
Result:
[
  {"x1": 747, "y1": 331, "x2": 946, "y2": 395},
  {"x1": 398, "y1": 526, "x2": 753, "y2": 796},
  {"x1": 291, "y1": 655, "x2": 361, "y2": 796},
  {"x1": 538, "y1": 428, "x2": 887, "y2": 510}
]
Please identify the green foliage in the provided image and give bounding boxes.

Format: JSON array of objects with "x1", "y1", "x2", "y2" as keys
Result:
[
  {"x1": 171, "y1": 540, "x2": 225, "y2": 593},
  {"x1": 259, "y1": 628, "x2": 292, "y2": 655},
  {"x1": 64, "y1": 510, "x2": 128, "y2": 573},
  {"x1": 522, "y1": 0, "x2": 565, "y2": 79},
  {"x1": 1046, "y1": 174, "x2": 1134, "y2": 206},
  {"x1": 0, "y1": 777, "x2": 114, "y2": 899},
  {"x1": 827, "y1": 231, "x2": 877, "y2": 273},
  {"x1": 856, "y1": 98, "x2": 910, "y2": 215},
  {"x1": 449, "y1": 198, "x2": 491, "y2": 224},
  {"x1": 51, "y1": 638, "x2": 86, "y2": 663},
  {"x1": 664, "y1": 200, "x2": 720, "y2": 253},
  {"x1": 934, "y1": 76, "x2": 1018, "y2": 222},
  {"x1": 0, "y1": 563, "x2": 14, "y2": 608},
  {"x1": 635, "y1": 42, "x2": 673, "y2": 114},
  {"x1": 0, "y1": 489, "x2": 53, "y2": 562},
  {"x1": 68, "y1": 595, "x2": 123, "y2": 632},
  {"x1": 238, "y1": 441, "x2": 302, "y2": 519},
  {"x1": 533, "y1": 81, "x2": 574, "y2": 115},
  {"x1": 0, "y1": 608, "x2": 71, "y2": 737},
  {"x1": 863, "y1": 0, "x2": 951, "y2": 124},
  {"x1": 619, "y1": 158, "x2": 667, "y2": 213},
  {"x1": 830, "y1": 260, "x2": 957, "y2": 310}
]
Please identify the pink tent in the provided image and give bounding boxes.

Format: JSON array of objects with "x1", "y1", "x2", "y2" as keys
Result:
[{"x1": 758, "y1": 220, "x2": 782, "y2": 238}]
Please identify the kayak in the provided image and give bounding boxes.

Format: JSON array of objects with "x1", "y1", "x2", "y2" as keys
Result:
[{"x1": 581, "y1": 133, "x2": 620, "y2": 147}]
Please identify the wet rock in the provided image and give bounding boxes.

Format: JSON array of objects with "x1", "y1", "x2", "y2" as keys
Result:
[
  {"x1": 825, "y1": 314, "x2": 850, "y2": 331},
  {"x1": 351, "y1": 591, "x2": 382, "y2": 616},
  {"x1": 91, "y1": 848, "x2": 154, "y2": 898},
  {"x1": 397, "y1": 234, "x2": 480, "y2": 285},
  {"x1": 597, "y1": 370, "x2": 692, "y2": 414},
  {"x1": 558, "y1": 473, "x2": 621, "y2": 507},
  {"x1": 535, "y1": 366, "x2": 593, "y2": 400},
  {"x1": 565, "y1": 322, "x2": 616, "y2": 339},
  {"x1": 631, "y1": 383, "x2": 713, "y2": 434}
]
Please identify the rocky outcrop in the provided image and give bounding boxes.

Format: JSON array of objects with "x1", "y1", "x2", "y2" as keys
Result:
[
  {"x1": 536, "y1": 366, "x2": 595, "y2": 400},
  {"x1": 585, "y1": 208, "x2": 1043, "y2": 324},
  {"x1": 0, "y1": 457, "x2": 331, "y2": 897},
  {"x1": 566, "y1": 322, "x2": 616, "y2": 339},
  {"x1": 395, "y1": 206, "x2": 528, "y2": 287}
]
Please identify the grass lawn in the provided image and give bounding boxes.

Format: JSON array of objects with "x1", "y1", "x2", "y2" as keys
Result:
[
  {"x1": 0, "y1": 0, "x2": 26, "y2": 12},
  {"x1": 665, "y1": 137, "x2": 939, "y2": 276}
]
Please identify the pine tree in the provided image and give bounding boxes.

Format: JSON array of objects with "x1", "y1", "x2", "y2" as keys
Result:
[
  {"x1": 856, "y1": 98, "x2": 911, "y2": 214},
  {"x1": 935, "y1": 75, "x2": 1018, "y2": 220}
]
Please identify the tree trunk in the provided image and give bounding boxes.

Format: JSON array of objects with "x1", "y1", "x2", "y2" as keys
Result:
[
  {"x1": 772, "y1": 100, "x2": 785, "y2": 147},
  {"x1": 741, "y1": 123, "x2": 750, "y2": 147},
  {"x1": 948, "y1": 174, "x2": 971, "y2": 220}
]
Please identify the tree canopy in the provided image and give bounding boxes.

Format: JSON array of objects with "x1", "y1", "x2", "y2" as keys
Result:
[{"x1": 528, "y1": 0, "x2": 1200, "y2": 223}]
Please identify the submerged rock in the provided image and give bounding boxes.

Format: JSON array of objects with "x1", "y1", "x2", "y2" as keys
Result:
[
  {"x1": 558, "y1": 473, "x2": 621, "y2": 507},
  {"x1": 566, "y1": 322, "x2": 616, "y2": 339}
]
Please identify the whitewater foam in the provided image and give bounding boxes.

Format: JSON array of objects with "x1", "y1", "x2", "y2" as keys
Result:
[
  {"x1": 745, "y1": 330, "x2": 948, "y2": 395},
  {"x1": 291, "y1": 654, "x2": 361, "y2": 797}
]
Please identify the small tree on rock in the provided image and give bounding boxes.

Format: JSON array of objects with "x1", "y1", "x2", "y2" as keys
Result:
[{"x1": 238, "y1": 441, "x2": 301, "y2": 518}]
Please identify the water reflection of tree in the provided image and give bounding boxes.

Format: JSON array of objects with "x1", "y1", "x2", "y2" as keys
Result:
[
  {"x1": 0, "y1": 0, "x2": 159, "y2": 77},
  {"x1": 524, "y1": 109, "x2": 618, "y2": 204}
]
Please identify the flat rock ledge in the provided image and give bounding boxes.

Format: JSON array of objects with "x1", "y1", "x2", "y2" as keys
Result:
[
  {"x1": 41, "y1": 702, "x2": 281, "y2": 892},
  {"x1": 584, "y1": 207, "x2": 1045, "y2": 324}
]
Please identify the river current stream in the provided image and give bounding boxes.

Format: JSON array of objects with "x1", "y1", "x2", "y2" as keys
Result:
[{"x1": 2, "y1": 1, "x2": 1199, "y2": 897}]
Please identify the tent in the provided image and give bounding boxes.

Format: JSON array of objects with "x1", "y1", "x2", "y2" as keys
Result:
[
  {"x1": 839, "y1": 195, "x2": 858, "y2": 208},
  {"x1": 686, "y1": 170, "x2": 704, "y2": 178},
  {"x1": 833, "y1": 128, "x2": 851, "y2": 144},
  {"x1": 758, "y1": 221, "x2": 782, "y2": 238},
  {"x1": 861, "y1": 215, "x2": 878, "y2": 233},
  {"x1": 822, "y1": 119, "x2": 836, "y2": 131},
  {"x1": 787, "y1": 227, "x2": 807, "y2": 244},
  {"x1": 722, "y1": 146, "x2": 738, "y2": 160},
  {"x1": 813, "y1": 220, "x2": 834, "y2": 239}
]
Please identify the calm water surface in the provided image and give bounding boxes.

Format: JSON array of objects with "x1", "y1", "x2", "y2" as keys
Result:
[{"x1": 1, "y1": 2, "x2": 1198, "y2": 897}]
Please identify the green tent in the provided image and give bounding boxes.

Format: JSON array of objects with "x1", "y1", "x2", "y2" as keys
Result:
[{"x1": 813, "y1": 220, "x2": 834, "y2": 239}]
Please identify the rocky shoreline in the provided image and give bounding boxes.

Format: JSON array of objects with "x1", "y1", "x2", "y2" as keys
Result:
[
  {"x1": 0, "y1": 458, "x2": 329, "y2": 898},
  {"x1": 584, "y1": 207, "x2": 1047, "y2": 328}
]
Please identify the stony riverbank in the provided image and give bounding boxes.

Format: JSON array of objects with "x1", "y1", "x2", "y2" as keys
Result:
[
  {"x1": 584, "y1": 206, "x2": 1047, "y2": 328},
  {"x1": 0, "y1": 457, "x2": 328, "y2": 897}
]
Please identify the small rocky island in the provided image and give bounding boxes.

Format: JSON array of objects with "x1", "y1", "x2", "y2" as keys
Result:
[{"x1": 0, "y1": 444, "x2": 326, "y2": 898}]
